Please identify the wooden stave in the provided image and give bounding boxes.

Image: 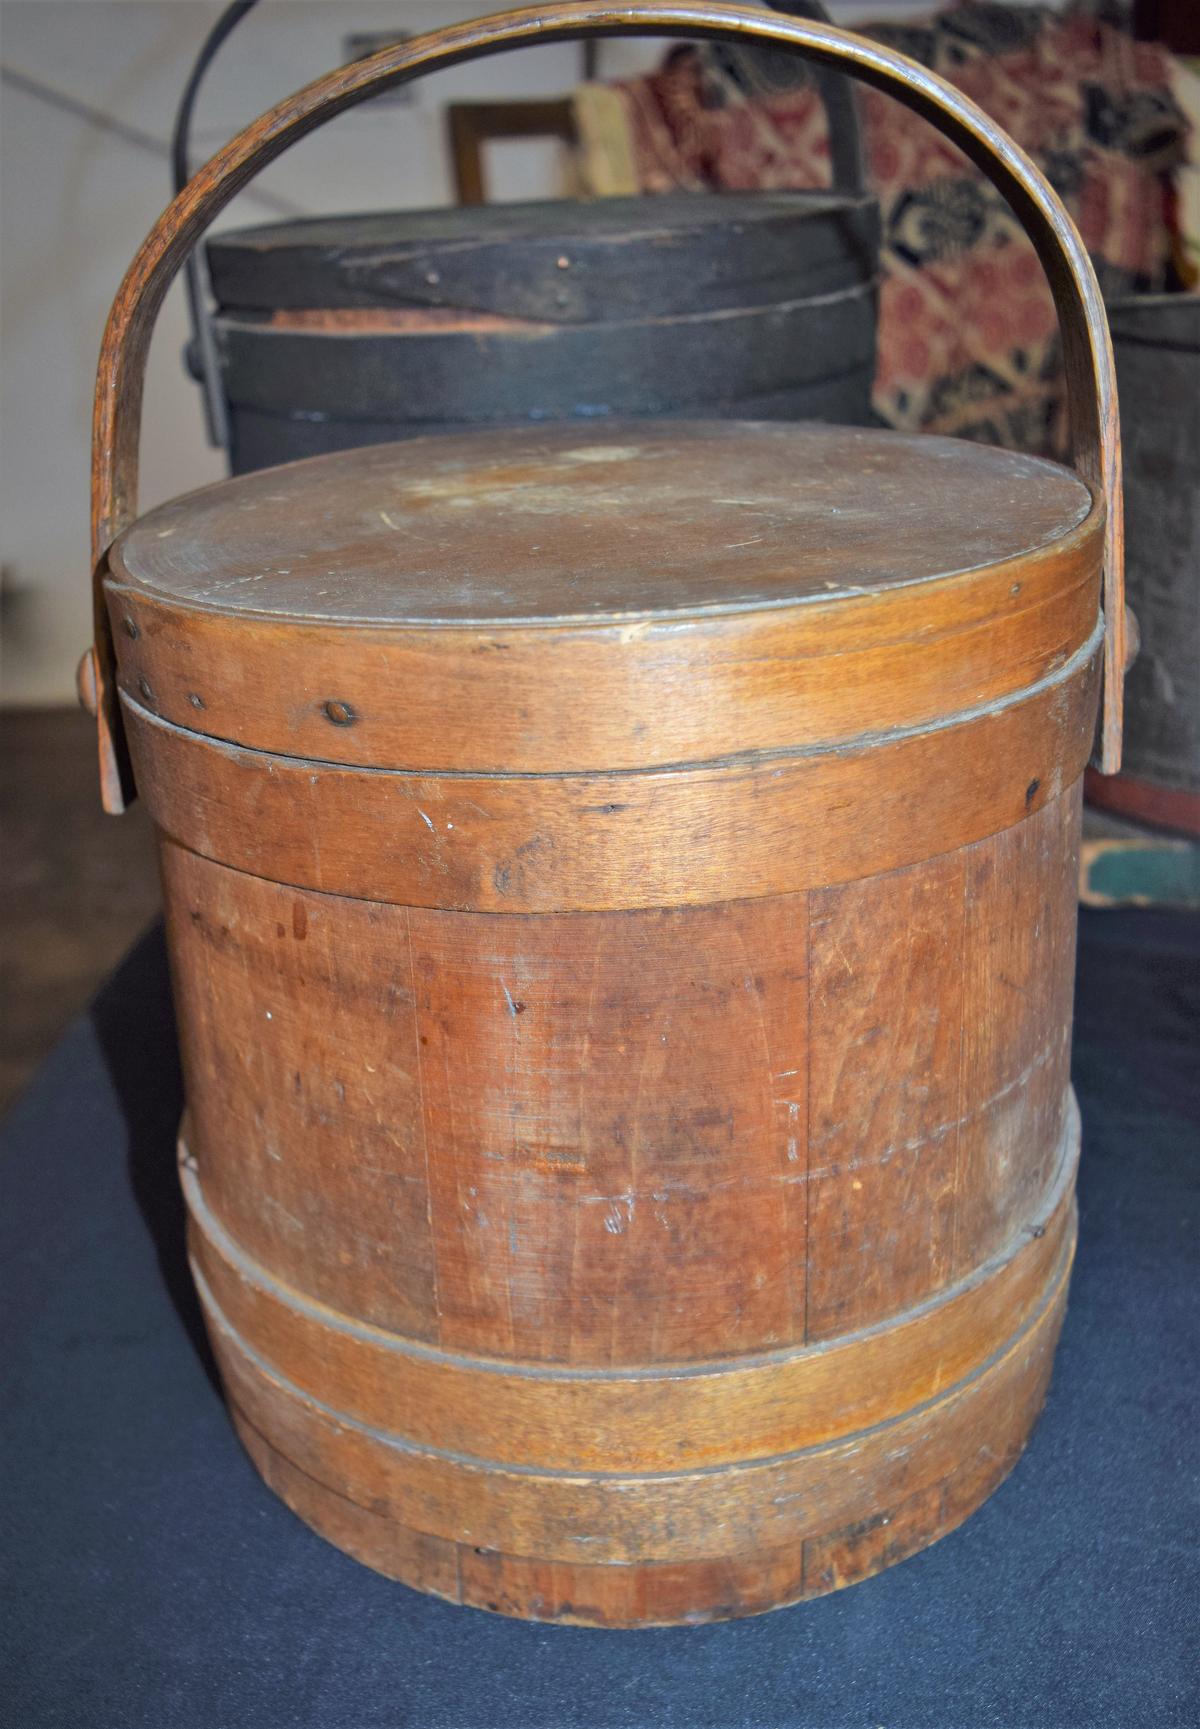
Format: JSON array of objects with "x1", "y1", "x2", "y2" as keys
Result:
[
  {"x1": 201, "y1": 1236, "x2": 1072, "y2": 1571},
  {"x1": 184, "y1": 1106, "x2": 1077, "y2": 1472},
  {"x1": 228, "y1": 1376, "x2": 1048, "y2": 1626},
  {"x1": 162, "y1": 787, "x2": 1081, "y2": 1360},
  {"x1": 157, "y1": 722, "x2": 1086, "y2": 1618}
]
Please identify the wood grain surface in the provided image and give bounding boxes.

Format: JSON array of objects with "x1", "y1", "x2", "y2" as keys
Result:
[
  {"x1": 82, "y1": 1, "x2": 1120, "y2": 1620},
  {"x1": 165, "y1": 787, "x2": 1082, "y2": 1356},
  {"x1": 106, "y1": 422, "x2": 1101, "y2": 775},
  {"x1": 229, "y1": 1343, "x2": 1050, "y2": 1626},
  {"x1": 110, "y1": 422, "x2": 1092, "y2": 620},
  {"x1": 184, "y1": 1120, "x2": 1077, "y2": 1470},
  {"x1": 154, "y1": 739, "x2": 1087, "y2": 1618},
  {"x1": 209, "y1": 1238, "x2": 1069, "y2": 1574},
  {"x1": 126, "y1": 637, "x2": 1098, "y2": 914}
]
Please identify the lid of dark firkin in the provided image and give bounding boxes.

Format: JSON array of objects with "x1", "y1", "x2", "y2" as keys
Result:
[
  {"x1": 205, "y1": 191, "x2": 880, "y2": 322},
  {"x1": 107, "y1": 421, "x2": 1101, "y2": 779}
]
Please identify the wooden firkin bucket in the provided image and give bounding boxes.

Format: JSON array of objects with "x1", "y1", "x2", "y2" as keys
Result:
[
  {"x1": 175, "y1": 0, "x2": 877, "y2": 475},
  {"x1": 199, "y1": 190, "x2": 880, "y2": 475},
  {"x1": 82, "y1": 4, "x2": 1127, "y2": 1628},
  {"x1": 1085, "y1": 293, "x2": 1200, "y2": 837}
]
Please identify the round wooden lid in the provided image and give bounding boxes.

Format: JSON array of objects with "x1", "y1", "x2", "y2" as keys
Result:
[
  {"x1": 113, "y1": 421, "x2": 1089, "y2": 625},
  {"x1": 107, "y1": 421, "x2": 1102, "y2": 775},
  {"x1": 206, "y1": 191, "x2": 878, "y2": 322}
]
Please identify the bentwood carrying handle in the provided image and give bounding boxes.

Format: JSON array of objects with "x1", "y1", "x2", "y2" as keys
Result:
[{"x1": 87, "y1": 0, "x2": 1125, "y2": 812}]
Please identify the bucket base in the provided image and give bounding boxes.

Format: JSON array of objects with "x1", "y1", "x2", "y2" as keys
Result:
[
  {"x1": 229, "y1": 1377, "x2": 1051, "y2": 1626},
  {"x1": 194, "y1": 1156, "x2": 1074, "y2": 1627}
]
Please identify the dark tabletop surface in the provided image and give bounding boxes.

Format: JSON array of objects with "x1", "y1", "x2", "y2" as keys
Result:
[{"x1": 2, "y1": 908, "x2": 1197, "y2": 1729}]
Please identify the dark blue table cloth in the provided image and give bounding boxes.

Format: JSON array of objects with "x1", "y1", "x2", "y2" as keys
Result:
[{"x1": 2, "y1": 909, "x2": 1197, "y2": 1728}]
